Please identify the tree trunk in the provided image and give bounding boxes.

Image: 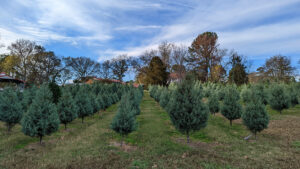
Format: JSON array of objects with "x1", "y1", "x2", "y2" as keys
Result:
[
  {"x1": 64, "y1": 123, "x2": 67, "y2": 130},
  {"x1": 121, "y1": 135, "x2": 123, "y2": 147},
  {"x1": 230, "y1": 120, "x2": 232, "y2": 126},
  {"x1": 82, "y1": 117, "x2": 84, "y2": 123},
  {"x1": 255, "y1": 132, "x2": 257, "y2": 140},
  {"x1": 280, "y1": 110, "x2": 282, "y2": 114},
  {"x1": 187, "y1": 131, "x2": 190, "y2": 144},
  {"x1": 7, "y1": 124, "x2": 12, "y2": 132},
  {"x1": 39, "y1": 136, "x2": 43, "y2": 145}
]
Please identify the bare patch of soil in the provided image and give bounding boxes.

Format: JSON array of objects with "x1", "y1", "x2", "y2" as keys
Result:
[
  {"x1": 175, "y1": 138, "x2": 222, "y2": 150},
  {"x1": 264, "y1": 116, "x2": 300, "y2": 142},
  {"x1": 109, "y1": 141, "x2": 137, "y2": 152}
]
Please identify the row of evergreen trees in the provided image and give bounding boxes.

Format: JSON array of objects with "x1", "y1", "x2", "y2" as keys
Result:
[
  {"x1": 149, "y1": 81, "x2": 300, "y2": 141},
  {"x1": 0, "y1": 82, "x2": 132, "y2": 144},
  {"x1": 110, "y1": 86, "x2": 143, "y2": 146}
]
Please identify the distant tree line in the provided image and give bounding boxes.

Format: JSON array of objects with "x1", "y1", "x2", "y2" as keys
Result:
[{"x1": 0, "y1": 32, "x2": 298, "y2": 86}]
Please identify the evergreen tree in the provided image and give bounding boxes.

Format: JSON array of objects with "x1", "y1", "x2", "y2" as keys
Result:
[
  {"x1": 208, "y1": 92, "x2": 219, "y2": 115},
  {"x1": 21, "y1": 84, "x2": 60, "y2": 144},
  {"x1": 0, "y1": 88, "x2": 23, "y2": 132},
  {"x1": 287, "y1": 84, "x2": 299, "y2": 107},
  {"x1": 221, "y1": 86, "x2": 242, "y2": 126},
  {"x1": 90, "y1": 93, "x2": 100, "y2": 113},
  {"x1": 144, "y1": 56, "x2": 169, "y2": 87},
  {"x1": 57, "y1": 90, "x2": 78, "y2": 129},
  {"x1": 268, "y1": 84, "x2": 290, "y2": 114},
  {"x1": 168, "y1": 80, "x2": 209, "y2": 143},
  {"x1": 22, "y1": 85, "x2": 38, "y2": 111},
  {"x1": 240, "y1": 86, "x2": 252, "y2": 103},
  {"x1": 228, "y1": 52, "x2": 248, "y2": 85},
  {"x1": 75, "y1": 88, "x2": 93, "y2": 123},
  {"x1": 48, "y1": 81, "x2": 61, "y2": 104},
  {"x1": 159, "y1": 88, "x2": 169, "y2": 108},
  {"x1": 111, "y1": 93, "x2": 137, "y2": 146},
  {"x1": 252, "y1": 84, "x2": 268, "y2": 105},
  {"x1": 96, "y1": 94, "x2": 105, "y2": 112},
  {"x1": 242, "y1": 102, "x2": 269, "y2": 139}
]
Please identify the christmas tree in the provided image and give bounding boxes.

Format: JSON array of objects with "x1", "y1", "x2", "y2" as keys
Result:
[
  {"x1": 75, "y1": 88, "x2": 93, "y2": 123},
  {"x1": 0, "y1": 88, "x2": 23, "y2": 132},
  {"x1": 221, "y1": 86, "x2": 242, "y2": 126},
  {"x1": 168, "y1": 80, "x2": 209, "y2": 143},
  {"x1": 111, "y1": 93, "x2": 137, "y2": 146},
  {"x1": 21, "y1": 84, "x2": 60, "y2": 144},
  {"x1": 208, "y1": 92, "x2": 220, "y2": 115},
  {"x1": 57, "y1": 89, "x2": 78, "y2": 129},
  {"x1": 268, "y1": 84, "x2": 290, "y2": 114},
  {"x1": 242, "y1": 102, "x2": 269, "y2": 139}
]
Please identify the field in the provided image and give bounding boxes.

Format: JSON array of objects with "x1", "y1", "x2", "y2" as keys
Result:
[{"x1": 0, "y1": 91, "x2": 300, "y2": 169}]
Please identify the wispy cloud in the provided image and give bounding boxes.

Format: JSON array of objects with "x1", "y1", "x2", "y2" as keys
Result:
[
  {"x1": 115, "y1": 25, "x2": 162, "y2": 31},
  {"x1": 0, "y1": 0, "x2": 299, "y2": 67}
]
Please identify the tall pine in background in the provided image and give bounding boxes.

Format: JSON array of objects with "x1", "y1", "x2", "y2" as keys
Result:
[
  {"x1": 21, "y1": 84, "x2": 60, "y2": 144},
  {"x1": 0, "y1": 88, "x2": 23, "y2": 132},
  {"x1": 48, "y1": 81, "x2": 61, "y2": 104}
]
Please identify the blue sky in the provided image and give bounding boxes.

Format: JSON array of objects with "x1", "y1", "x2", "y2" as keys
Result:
[{"x1": 0, "y1": 0, "x2": 300, "y2": 80}]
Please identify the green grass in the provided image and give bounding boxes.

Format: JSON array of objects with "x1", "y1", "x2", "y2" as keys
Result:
[{"x1": 0, "y1": 91, "x2": 299, "y2": 168}]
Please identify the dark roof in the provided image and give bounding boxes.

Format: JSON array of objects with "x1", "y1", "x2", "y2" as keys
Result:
[{"x1": 0, "y1": 72, "x2": 25, "y2": 84}]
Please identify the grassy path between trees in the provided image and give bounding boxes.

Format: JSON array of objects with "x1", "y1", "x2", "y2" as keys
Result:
[{"x1": 0, "y1": 91, "x2": 300, "y2": 168}]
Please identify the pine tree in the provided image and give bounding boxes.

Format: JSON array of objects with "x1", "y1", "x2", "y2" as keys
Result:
[
  {"x1": 208, "y1": 92, "x2": 219, "y2": 115},
  {"x1": 240, "y1": 86, "x2": 252, "y2": 103},
  {"x1": 128, "y1": 89, "x2": 141, "y2": 116},
  {"x1": 21, "y1": 84, "x2": 60, "y2": 144},
  {"x1": 159, "y1": 88, "x2": 169, "y2": 108},
  {"x1": 96, "y1": 94, "x2": 105, "y2": 112},
  {"x1": 268, "y1": 84, "x2": 290, "y2": 114},
  {"x1": 75, "y1": 88, "x2": 93, "y2": 123},
  {"x1": 48, "y1": 81, "x2": 61, "y2": 104},
  {"x1": 287, "y1": 84, "x2": 299, "y2": 107},
  {"x1": 22, "y1": 85, "x2": 38, "y2": 111},
  {"x1": 57, "y1": 90, "x2": 78, "y2": 129},
  {"x1": 221, "y1": 86, "x2": 242, "y2": 126},
  {"x1": 0, "y1": 88, "x2": 23, "y2": 132},
  {"x1": 90, "y1": 93, "x2": 100, "y2": 113},
  {"x1": 242, "y1": 102, "x2": 269, "y2": 139},
  {"x1": 252, "y1": 84, "x2": 268, "y2": 105},
  {"x1": 168, "y1": 80, "x2": 209, "y2": 143},
  {"x1": 111, "y1": 93, "x2": 137, "y2": 146}
]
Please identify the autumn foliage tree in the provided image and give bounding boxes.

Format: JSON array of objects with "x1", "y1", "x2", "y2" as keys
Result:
[{"x1": 187, "y1": 32, "x2": 224, "y2": 82}]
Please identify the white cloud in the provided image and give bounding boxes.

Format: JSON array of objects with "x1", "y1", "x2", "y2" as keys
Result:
[
  {"x1": 105, "y1": 0, "x2": 300, "y2": 60},
  {"x1": 115, "y1": 25, "x2": 162, "y2": 31}
]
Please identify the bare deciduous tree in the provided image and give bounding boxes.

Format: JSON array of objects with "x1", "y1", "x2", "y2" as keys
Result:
[
  {"x1": 111, "y1": 54, "x2": 129, "y2": 82},
  {"x1": 64, "y1": 56, "x2": 100, "y2": 80},
  {"x1": 8, "y1": 39, "x2": 37, "y2": 81}
]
